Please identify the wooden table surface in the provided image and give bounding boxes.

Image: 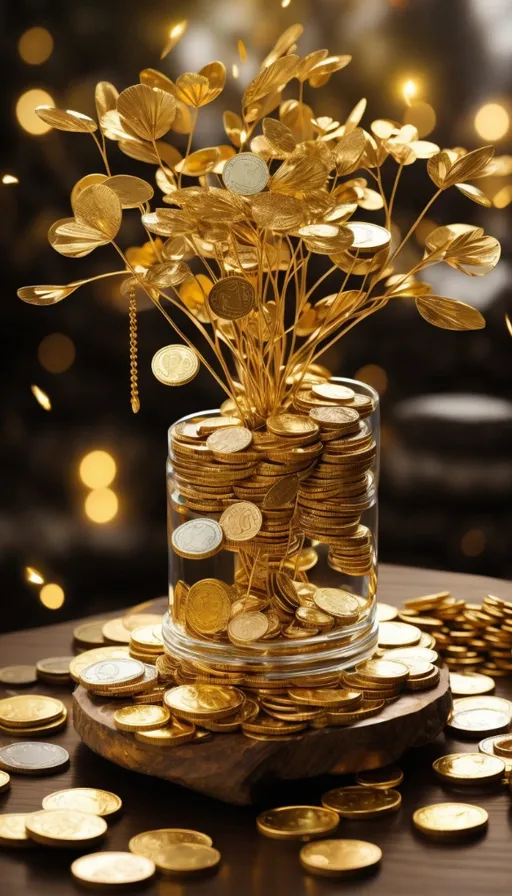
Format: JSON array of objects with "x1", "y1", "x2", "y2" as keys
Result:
[{"x1": 1, "y1": 563, "x2": 512, "y2": 896}]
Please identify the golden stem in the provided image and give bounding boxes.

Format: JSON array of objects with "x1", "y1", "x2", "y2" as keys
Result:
[{"x1": 128, "y1": 285, "x2": 140, "y2": 413}]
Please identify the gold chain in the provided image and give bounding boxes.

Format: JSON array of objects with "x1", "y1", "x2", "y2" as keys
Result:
[{"x1": 128, "y1": 285, "x2": 140, "y2": 413}]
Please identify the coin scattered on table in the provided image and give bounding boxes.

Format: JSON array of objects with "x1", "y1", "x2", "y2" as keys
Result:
[
  {"x1": 146, "y1": 842, "x2": 221, "y2": 875},
  {"x1": 25, "y1": 809, "x2": 107, "y2": 847},
  {"x1": 0, "y1": 813, "x2": 34, "y2": 847},
  {"x1": 42, "y1": 788, "x2": 122, "y2": 817},
  {"x1": 134, "y1": 717, "x2": 196, "y2": 746},
  {"x1": 449, "y1": 672, "x2": 495, "y2": 696},
  {"x1": 0, "y1": 771, "x2": 10, "y2": 794},
  {"x1": 378, "y1": 621, "x2": 421, "y2": 648},
  {"x1": 479, "y1": 735, "x2": 512, "y2": 779},
  {"x1": 0, "y1": 706, "x2": 68, "y2": 737},
  {"x1": 122, "y1": 613, "x2": 164, "y2": 632},
  {"x1": 71, "y1": 852, "x2": 156, "y2": 887},
  {"x1": 151, "y1": 344, "x2": 199, "y2": 386},
  {"x1": 491, "y1": 735, "x2": 512, "y2": 758},
  {"x1": 322, "y1": 786, "x2": 401, "y2": 818},
  {"x1": 0, "y1": 666, "x2": 37, "y2": 686},
  {"x1": 113, "y1": 704, "x2": 171, "y2": 732},
  {"x1": 299, "y1": 838, "x2": 382, "y2": 878},
  {"x1": 35, "y1": 657, "x2": 73, "y2": 683},
  {"x1": 73, "y1": 621, "x2": 106, "y2": 649},
  {"x1": 453, "y1": 696, "x2": 512, "y2": 716},
  {"x1": 376, "y1": 603, "x2": 398, "y2": 622},
  {"x1": 412, "y1": 802, "x2": 488, "y2": 841},
  {"x1": 0, "y1": 742, "x2": 69, "y2": 776},
  {"x1": 102, "y1": 618, "x2": 132, "y2": 645},
  {"x1": 256, "y1": 806, "x2": 339, "y2": 841},
  {"x1": 433, "y1": 752, "x2": 505, "y2": 786},
  {"x1": 129, "y1": 829, "x2": 213, "y2": 865},
  {"x1": 447, "y1": 708, "x2": 510, "y2": 738},
  {"x1": 79, "y1": 658, "x2": 145, "y2": 689},
  {"x1": 355, "y1": 765, "x2": 404, "y2": 789},
  {"x1": 70, "y1": 646, "x2": 130, "y2": 683},
  {"x1": 0, "y1": 695, "x2": 65, "y2": 728}
]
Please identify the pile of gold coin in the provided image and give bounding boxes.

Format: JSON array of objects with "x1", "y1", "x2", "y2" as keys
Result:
[{"x1": 0, "y1": 695, "x2": 67, "y2": 737}]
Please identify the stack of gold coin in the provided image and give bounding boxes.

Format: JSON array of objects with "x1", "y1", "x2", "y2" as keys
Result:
[
  {"x1": 129, "y1": 828, "x2": 220, "y2": 875},
  {"x1": 78, "y1": 658, "x2": 159, "y2": 699},
  {"x1": 129, "y1": 625, "x2": 165, "y2": 664},
  {"x1": 35, "y1": 657, "x2": 73, "y2": 685},
  {"x1": 25, "y1": 809, "x2": 107, "y2": 848},
  {"x1": 0, "y1": 695, "x2": 67, "y2": 737},
  {"x1": 256, "y1": 805, "x2": 340, "y2": 840},
  {"x1": 73, "y1": 620, "x2": 106, "y2": 650},
  {"x1": 322, "y1": 785, "x2": 402, "y2": 818}
]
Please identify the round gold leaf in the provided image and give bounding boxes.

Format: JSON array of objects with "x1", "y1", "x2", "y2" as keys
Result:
[
  {"x1": 175, "y1": 147, "x2": 221, "y2": 176},
  {"x1": 17, "y1": 283, "x2": 82, "y2": 305},
  {"x1": 103, "y1": 175, "x2": 154, "y2": 208},
  {"x1": 95, "y1": 82, "x2": 119, "y2": 122},
  {"x1": 199, "y1": 61, "x2": 226, "y2": 99},
  {"x1": 71, "y1": 174, "x2": 108, "y2": 212},
  {"x1": 142, "y1": 209, "x2": 195, "y2": 237},
  {"x1": 48, "y1": 218, "x2": 109, "y2": 258},
  {"x1": 175, "y1": 73, "x2": 210, "y2": 107},
  {"x1": 35, "y1": 106, "x2": 97, "y2": 133},
  {"x1": 251, "y1": 192, "x2": 304, "y2": 231},
  {"x1": 262, "y1": 24, "x2": 304, "y2": 69},
  {"x1": 117, "y1": 84, "x2": 176, "y2": 141},
  {"x1": 243, "y1": 55, "x2": 298, "y2": 109},
  {"x1": 334, "y1": 128, "x2": 366, "y2": 175},
  {"x1": 416, "y1": 295, "x2": 486, "y2": 330},
  {"x1": 74, "y1": 184, "x2": 122, "y2": 240},
  {"x1": 262, "y1": 118, "x2": 296, "y2": 155},
  {"x1": 455, "y1": 183, "x2": 492, "y2": 207}
]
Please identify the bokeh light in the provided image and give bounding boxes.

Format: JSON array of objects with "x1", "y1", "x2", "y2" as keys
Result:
[
  {"x1": 505, "y1": 314, "x2": 512, "y2": 338},
  {"x1": 354, "y1": 364, "x2": 388, "y2": 396},
  {"x1": 38, "y1": 333, "x2": 76, "y2": 374},
  {"x1": 2, "y1": 174, "x2": 19, "y2": 185},
  {"x1": 403, "y1": 101, "x2": 436, "y2": 137},
  {"x1": 474, "y1": 103, "x2": 510, "y2": 141},
  {"x1": 39, "y1": 583, "x2": 65, "y2": 609},
  {"x1": 281, "y1": 0, "x2": 291, "y2": 7},
  {"x1": 232, "y1": 63, "x2": 239, "y2": 79},
  {"x1": 18, "y1": 27, "x2": 54, "y2": 65},
  {"x1": 79, "y1": 451, "x2": 117, "y2": 488},
  {"x1": 460, "y1": 529, "x2": 486, "y2": 558},
  {"x1": 85, "y1": 488, "x2": 119, "y2": 523},
  {"x1": 25, "y1": 566, "x2": 45, "y2": 585},
  {"x1": 31, "y1": 384, "x2": 52, "y2": 411},
  {"x1": 402, "y1": 79, "x2": 417, "y2": 105},
  {"x1": 493, "y1": 185, "x2": 512, "y2": 209},
  {"x1": 16, "y1": 89, "x2": 54, "y2": 135}
]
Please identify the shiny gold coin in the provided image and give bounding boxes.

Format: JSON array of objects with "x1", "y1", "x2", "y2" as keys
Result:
[
  {"x1": 164, "y1": 684, "x2": 243, "y2": 721},
  {"x1": 355, "y1": 658, "x2": 409, "y2": 684},
  {"x1": 313, "y1": 588, "x2": 360, "y2": 622},
  {"x1": 69, "y1": 646, "x2": 130, "y2": 683},
  {"x1": 449, "y1": 672, "x2": 495, "y2": 696},
  {"x1": 322, "y1": 786, "x2": 401, "y2": 818},
  {"x1": 288, "y1": 688, "x2": 362, "y2": 709},
  {"x1": 0, "y1": 813, "x2": 34, "y2": 847},
  {"x1": 130, "y1": 625, "x2": 163, "y2": 651},
  {"x1": 102, "y1": 617, "x2": 132, "y2": 645},
  {"x1": 207, "y1": 276, "x2": 255, "y2": 320},
  {"x1": 129, "y1": 830, "x2": 213, "y2": 869},
  {"x1": 171, "y1": 518, "x2": 224, "y2": 560},
  {"x1": 71, "y1": 851, "x2": 156, "y2": 887},
  {"x1": 382, "y1": 646, "x2": 438, "y2": 664},
  {"x1": 256, "y1": 806, "x2": 339, "y2": 841},
  {"x1": 228, "y1": 611, "x2": 269, "y2": 644},
  {"x1": 35, "y1": 657, "x2": 73, "y2": 678},
  {"x1": 355, "y1": 765, "x2": 404, "y2": 789},
  {"x1": 135, "y1": 717, "x2": 196, "y2": 746},
  {"x1": 206, "y1": 425, "x2": 253, "y2": 454},
  {"x1": 80, "y1": 658, "x2": 145, "y2": 689},
  {"x1": 122, "y1": 613, "x2": 163, "y2": 632},
  {"x1": 0, "y1": 771, "x2": 10, "y2": 794},
  {"x1": 73, "y1": 620, "x2": 106, "y2": 648},
  {"x1": 309, "y1": 405, "x2": 360, "y2": 428},
  {"x1": 220, "y1": 501, "x2": 262, "y2": 541},
  {"x1": 447, "y1": 708, "x2": 510, "y2": 738},
  {"x1": 262, "y1": 473, "x2": 299, "y2": 508},
  {"x1": 25, "y1": 809, "x2": 107, "y2": 847},
  {"x1": 453, "y1": 695, "x2": 512, "y2": 716},
  {"x1": 267, "y1": 414, "x2": 319, "y2": 438},
  {"x1": 42, "y1": 788, "x2": 122, "y2": 817},
  {"x1": 0, "y1": 695, "x2": 64, "y2": 729},
  {"x1": 0, "y1": 665, "x2": 37, "y2": 686},
  {"x1": 151, "y1": 344, "x2": 199, "y2": 386},
  {"x1": 378, "y1": 621, "x2": 421, "y2": 648},
  {"x1": 376, "y1": 603, "x2": 398, "y2": 622},
  {"x1": 327, "y1": 700, "x2": 385, "y2": 725},
  {"x1": 185, "y1": 579, "x2": 231, "y2": 636},
  {"x1": 412, "y1": 802, "x2": 488, "y2": 840},
  {"x1": 433, "y1": 752, "x2": 505, "y2": 785},
  {"x1": 113, "y1": 704, "x2": 171, "y2": 732},
  {"x1": 222, "y1": 151, "x2": 269, "y2": 195},
  {"x1": 312, "y1": 382, "x2": 355, "y2": 403},
  {"x1": 300, "y1": 839, "x2": 382, "y2": 879},
  {"x1": 144, "y1": 842, "x2": 221, "y2": 875},
  {"x1": 0, "y1": 707, "x2": 67, "y2": 737}
]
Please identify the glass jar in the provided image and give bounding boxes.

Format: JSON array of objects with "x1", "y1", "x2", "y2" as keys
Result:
[{"x1": 163, "y1": 378, "x2": 379, "y2": 684}]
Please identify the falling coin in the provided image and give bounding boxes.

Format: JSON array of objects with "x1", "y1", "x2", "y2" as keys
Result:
[
  {"x1": 256, "y1": 806, "x2": 339, "y2": 841},
  {"x1": 412, "y1": 802, "x2": 488, "y2": 841},
  {"x1": 0, "y1": 742, "x2": 69, "y2": 776},
  {"x1": 151, "y1": 344, "x2": 199, "y2": 386},
  {"x1": 208, "y1": 276, "x2": 255, "y2": 320},
  {"x1": 299, "y1": 839, "x2": 382, "y2": 878},
  {"x1": 222, "y1": 152, "x2": 269, "y2": 195},
  {"x1": 220, "y1": 502, "x2": 263, "y2": 542},
  {"x1": 71, "y1": 852, "x2": 156, "y2": 887}
]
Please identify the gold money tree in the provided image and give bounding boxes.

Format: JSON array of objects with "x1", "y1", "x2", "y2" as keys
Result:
[{"x1": 18, "y1": 23, "x2": 503, "y2": 662}]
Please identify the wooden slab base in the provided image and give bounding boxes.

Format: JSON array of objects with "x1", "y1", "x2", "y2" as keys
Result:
[{"x1": 73, "y1": 667, "x2": 450, "y2": 805}]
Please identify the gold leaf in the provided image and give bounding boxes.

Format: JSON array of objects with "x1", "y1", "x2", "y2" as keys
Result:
[
  {"x1": 142, "y1": 208, "x2": 196, "y2": 237},
  {"x1": 145, "y1": 261, "x2": 190, "y2": 287},
  {"x1": 245, "y1": 90, "x2": 282, "y2": 126},
  {"x1": 385, "y1": 274, "x2": 431, "y2": 297},
  {"x1": 162, "y1": 236, "x2": 189, "y2": 261},
  {"x1": 17, "y1": 282, "x2": 84, "y2": 305},
  {"x1": 49, "y1": 218, "x2": 110, "y2": 257},
  {"x1": 100, "y1": 110, "x2": 133, "y2": 141},
  {"x1": 334, "y1": 128, "x2": 366, "y2": 175},
  {"x1": 238, "y1": 40, "x2": 248, "y2": 64},
  {"x1": 243, "y1": 56, "x2": 298, "y2": 109},
  {"x1": 308, "y1": 54, "x2": 351, "y2": 87},
  {"x1": 71, "y1": 174, "x2": 107, "y2": 211},
  {"x1": 279, "y1": 99, "x2": 314, "y2": 142},
  {"x1": 199, "y1": 61, "x2": 226, "y2": 100},
  {"x1": 409, "y1": 140, "x2": 440, "y2": 159},
  {"x1": 139, "y1": 68, "x2": 177, "y2": 94},
  {"x1": 270, "y1": 152, "x2": 329, "y2": 196},
  {"x1": 427, "y1": 151, "x2": 453, "y2": 188},
  {"x1": 262, "y1": 24, "x2": 303, "y2": 68},
  {"x1": 250, "y1": 135, "x2": 275, "y2": 161},
  {"x1": 224, "y1": 110, "x2": 244, "y2": 147},
  {"x1": 179, "y1": 274, "x2": 213, "y2": 310},
  {"x1": 103, "y1": 175, "x2": 154, "y2": 208},
  {"x1": 35, "y1": 106, "x2": 97, "y2": 133},
  {"x1": 371, "y1": 119, "x2": 400, "y2": 140},
  {"x1": 415, "y1": 295, "x2": 485, "y2": 330},
  {"x1": 156, "y1": 166, "x2": 176, "y2": 194},
  {"x1": 344, "y1": 98, "x2": 367, "y2": 133},
  {"x1": 262, "y1": 118, "x2": 296, "y2": 155},
  {"x1": 358, "y1": 188, "x2": 384, "y2": 211},
  {"x1": 175, "y1": 73, "x2": 210, "y2": 107},
  {"x1": 95, "y1": 82, "x2": 119, "y2": 122},
  {"x1": 119, "y1": 138, "x2": 182, "y2": 169},
  {"x1": 212, "y1": 145, "x2": 236, "y2": 173},
  {"x1": 160, "y1": 20, "x2": 187, "y2": 60},
  {"x1": 448, "y1": 145, "x2": 495, "y2": 184},
  {"x1": 117, "y1": 85, "x2": 176, "y2": 141},
  {"x1": 455, "y1": 183, "x2": 492, "y2": 207},
  {"x1": 74, "y1": 184, "x2": 122, "y2": 239},
  {"x1": 174, "y1": 186, "x2": 246, "y2": 223},
  {"x1": 174, "y1": 147, "x2": 221, "y2": 176},
  {"x1": 251, "y1": 192, "x2": 304, "y2": 231},
  {"x1": 296, "y1": 49, "x2": 329, "y2": 83}
]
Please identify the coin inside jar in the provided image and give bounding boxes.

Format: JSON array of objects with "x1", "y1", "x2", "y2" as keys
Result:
[
  {"x1": 219, "y1": 502, "x2": 262, "y2": 541},
  {"x1": 171, "y1": 518, "x2": 224, "y2": 560},
  {"x1": 299, "y1": 838, "x2": 382, "y2": 878},
  {"x1": 256, "y1": 806, "x2": 339, "y2": 840},
  {"x1": 313, "y1": 588, "x2": 360, "y2": 622}
]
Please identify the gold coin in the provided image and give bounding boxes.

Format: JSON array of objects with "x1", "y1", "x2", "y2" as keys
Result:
[
  {"x1": 122, "y1": 613, "x2": 163, "y2": 632},
  {"x1": 0, "y1": 695, "x2": 64, "y2": 728},
  {"x1": 346, "y1": 221, "x2": 391, "y2": 249},
  {"x1": 262, "y1": 473, "x2": 299, "y2": 508},
  {"x1": 207, "y1": 276, "x2": 255, "y2": 320},
  {"x1": 228, "y1": 611, "x2": 269, "y2": 644},
  {"x1": 102, "y1": 617, "x2": 132, "y2": 645},
  {"x1": 0, "y1": 813, "x2": 34, "y2": 847},
  {"x1": 449, "y1": 672, "x2": 495, "y2": 696},
  {"x1": 0, "y1": 770, "x2": 10, "y2": 793},
  {"x1": 70, "y1": 646, "x2": 130, "y2": 682},
  {"x1": 313, "y1": 588, "x2": 360, "y2": 622},
  {"x1": 71, "y1": 851, "x2": 156, "y2": 886},
  {"x1": 242, "y1": 715, "x2": 307, "y2": 736},
  {"x1": 453, "y1": 695, "x2": 512, "y2": 716},
  {"x1": 220, "y1": 501, "x2": 262, "y2": 541},
  {"x1": 376, "y1": 603, "x2": 398, "y2": 622},
  {"x1": 151, "y1": 344, "x2": 199, "y2": 386},
  {"x1": 355, "y1": 658, "x2": 409, "y2": 684},
  {"x1": 322, "y1": 786, "x2": 401, "y2": 818},
  {"x1": 382, "y1": 646, "x2": 438, "y2": 664},
  {"x1": 432, "y1": 753, "x2": 505, "y2": 785},
  {"x1": 143, "y1": 842, "x2": 220, "y2": 875},
  {"x1": 0, "y1": 707, "x2": 67, "y2": 737},
  {"x1": 447, "y1": 708, "x2": 510, "y2": 738},
  {"x1": 378, "y1": 621, "x2": 421, "y2": 648},
  {"x1": 113, "y1": 704, "x2": 171, "y2": 732},
  {"x1": 412, "y1": 802, "x2": 488, "y2": 840},
  {"x1": 206, "y1": 425, "x2": 253, "y2": 454},
  {"x1": 25, "y1": 810, "x2": 107, "y2": 847},
  {"x1": 309, "y1": 405, "x2": 360, "y2": 428},
  {"x1": 267, "y1": 414, "x2": 319, "y2": 438},
  {"x1": 185, "y1": 579, "x2": 231, "y2": 636},
  {"x1": 312, "y1": 383, "x2": 355, "y2": 403},
  {"x1": 491, "y1": 735, "x2": 512, "y2": 758},
  {"x1": 42, "y1": 788, "x2": 122, "y2": 817},
  {"x1": 171, "y1": 518, "x2": 224, "y2": 560},
  {"x1": 0, "y1": 665, "x2": 37, "y2": 686},
  {"x1": 73, "y1": 620, "x2": 106, "y2": 648},
  {"x1": 288, "y1": 688, "x2": 362, "y2": 709},
  {"x1": 222, "y1": 151, "x2": 269, "y2": 195},
  {"x1": 299, "y1": 839, "x2": 382, "y2": 878},
  {"x1": 135, "y1": 717, "x2": 196, "y2": 746},
  {"x1": 355, "y1": 765, "x2": 404, "y2": 789},
  {"x1": 129, "y1": 830, "x2": 213, "y2": 868},
  {"x1": 35, "y1": 657, "x2": 73, "y2": 678},
  {"x1": 164, "y1": 684, "x2": 243, "y2": 721},
  {"x1": 130, "y1": 625, "x2": 163, "y2": 651},
  {"x1": 256, "y1": 806, "x2": 339, "y2": 841}
]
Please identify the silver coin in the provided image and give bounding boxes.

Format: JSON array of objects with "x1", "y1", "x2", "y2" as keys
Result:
[
  {"x1": 222, "y1": 152, "x2": 269, "y2": 196},
  {"x1": 0, "y1": 742, "x2": 69, "y2": 775},
  {"x1": 171, "y1": 518, "x2": 224, "y2": 559},
  {"x1": 90, "y1": 664, "x2": 158, "y2": 694},
  {"x1": 453, "y1": 696, "x2": 512, "y2": 716},
  {"x1": 80, "y1": 658, "x2": 145, "y2": 687},
  {"x1": 346, "y1": 221, "x2": 391, "y2": 249},
  {"x1": 448, "y1": 709, "x2": 510, "y2": 737},
  {"x1": 36, "y1": 657, "x2": 73, "y2": 676}
]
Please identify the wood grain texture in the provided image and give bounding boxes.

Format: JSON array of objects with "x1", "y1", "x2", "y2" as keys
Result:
[{"x1": 1, "y1": 564, "x2": 511, "y2": 896}]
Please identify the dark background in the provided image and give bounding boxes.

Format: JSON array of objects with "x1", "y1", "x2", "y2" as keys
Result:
[{"x1": 1, "y1": 0, "x2": 511, "y2": 632}]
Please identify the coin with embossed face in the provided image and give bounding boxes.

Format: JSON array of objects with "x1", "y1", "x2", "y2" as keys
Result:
[
  {"x1": 0, "y1": 695, "x2": 64, "y2": 728},
  {"x1": 26, "y1": 809, "x2": 107, "y2": 847},
  {"x1": 151, "y1": 344, "x2": 199, "y2": 386},
  {"x1": 206, "y1": 426, "x2": 253, "y2": 455},
  {"x1": 0, "y1": 742, "x2": 69, "y2": 775},
  {"x1": 114, "y1": 704, "x2": 170, "y2": 732},
  {"x1": 256, "y1": 806, "x2": 339, "y2": 841},
  {"x1": 208, "y1": 276, "x2": 255, "y2": 320},
  {"x1": 228, "y1": 611, "x2": 269, "y2": 644},
  {"x1": 300, "y1": 839, "x2": 382, "y2": 878},
  {"x1": 171, "y1": 518, "x2": 224, "y2": 560},
  {"x1": 42, "y1": 788, "x2": 122, "y2": 817},
  {"x1": 79, "y1": 658, "x2": 145, "y2": 688},
  {"x1": 185, "y1": 579, "x2": 231, "y2": 636},
  {"x1": 222, "y1": 152, "x2": 269, "y2": 195},
  {"x1": 164, "y1": 684, "x2": 243, "y2": 721},
  {"x1": 71, "y1": 852, "x2": 156, "y2": 887},
  {"x1": 220, "y1": 502, "x2": 262, "y2": 542}
]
